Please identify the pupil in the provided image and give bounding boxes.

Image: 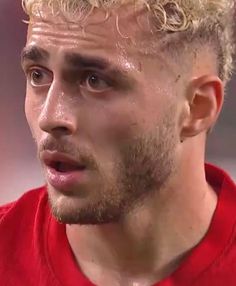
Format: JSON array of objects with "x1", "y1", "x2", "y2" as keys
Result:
[
  {"x1": 89, "y1": 75, "x2": 99, "y2": 86},
  {"x1": 33, "y1": 71, "x2": 41, "y2": 81}
]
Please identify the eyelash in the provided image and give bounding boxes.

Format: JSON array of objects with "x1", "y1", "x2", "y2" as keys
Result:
[
  {"x1": 25, "y1": 66, "x2": 52, "y2": 88},
  {"x1": 80, "y1": 70, "x2": 113, "y2": 90},
  {"x1": 25, "y1": 66, "x2": 115, "y2": 92}
]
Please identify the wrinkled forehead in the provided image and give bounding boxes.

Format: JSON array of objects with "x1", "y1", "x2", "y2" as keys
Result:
[{"x1": 26, "y1": 3, "x2": 166, "y2": 56}]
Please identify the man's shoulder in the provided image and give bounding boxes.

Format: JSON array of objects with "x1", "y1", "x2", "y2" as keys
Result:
[
  {"x1": 0, "y1": 186, "x2": 57, "y2": 284},
  {"x1": 0, "y1": 186, "x2": 48, "y2": 222}
]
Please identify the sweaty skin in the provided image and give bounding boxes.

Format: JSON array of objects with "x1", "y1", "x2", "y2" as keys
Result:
[{"x1": 22, "y1": 5, "x2": 222, "y2": 286}]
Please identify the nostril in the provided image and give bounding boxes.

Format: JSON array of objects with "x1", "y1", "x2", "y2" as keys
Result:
[
  {"x1": 39, "y1": 115, "x2": 76, "y2": 135},
  {"x1": 49, "y1": 126, "x2": 72, "y2": 136},
  {"x1": 39, "y1": 126, "x2": 73, "y2": 137}
]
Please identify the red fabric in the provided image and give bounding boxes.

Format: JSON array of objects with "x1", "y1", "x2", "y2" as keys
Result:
[{"x1": 0, "y1": 164, "x2": 236, "y2": 286}]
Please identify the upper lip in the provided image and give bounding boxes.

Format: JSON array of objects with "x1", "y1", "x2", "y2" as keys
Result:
[{"x1": 41, "y1": 151, "x2": 85, "y2": 169}]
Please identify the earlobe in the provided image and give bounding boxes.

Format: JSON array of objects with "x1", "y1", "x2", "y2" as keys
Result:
[{"x1": 180, "y1": 75, "x2": 224, "y2": 139}]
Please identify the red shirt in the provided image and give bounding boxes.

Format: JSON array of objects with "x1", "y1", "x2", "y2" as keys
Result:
[{"x1": 0, "y1": 163, "x2": 236, "y2": 286}]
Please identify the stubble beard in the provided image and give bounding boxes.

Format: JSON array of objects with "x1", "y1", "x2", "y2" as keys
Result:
[{"x1": 48, "y1": 113, "x2": 178, "y2": 225}]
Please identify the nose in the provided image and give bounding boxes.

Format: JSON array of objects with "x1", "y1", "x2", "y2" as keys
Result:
[{"x1": 38, "y1": 83, "x2": 77, "y2": 136}]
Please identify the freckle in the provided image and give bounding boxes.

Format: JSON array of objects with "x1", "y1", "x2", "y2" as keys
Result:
[{"x1": 175, "y1": 74, "x2": 181, "y2": 82}]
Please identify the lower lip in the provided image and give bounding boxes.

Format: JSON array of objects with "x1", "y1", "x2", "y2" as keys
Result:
[{"x1": 46, "y1": 166, "x2": 87, "y2": 191}]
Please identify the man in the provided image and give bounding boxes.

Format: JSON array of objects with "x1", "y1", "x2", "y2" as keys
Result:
[{"x1": 0, "y1": 0, "x2": 235, "y2": 285}]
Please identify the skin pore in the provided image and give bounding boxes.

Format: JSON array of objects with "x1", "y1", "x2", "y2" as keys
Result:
[{"x1": 22, "y1": 5, "x2": 223, "y2": 286}]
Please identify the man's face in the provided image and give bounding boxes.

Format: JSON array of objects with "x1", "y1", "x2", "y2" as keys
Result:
[{"x1": 22, "y1": 7, "x2": 183, "y2": 224}]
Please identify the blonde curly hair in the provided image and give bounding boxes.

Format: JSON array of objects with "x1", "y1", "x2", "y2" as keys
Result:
[{"x1": 22, "y1": 0, "x2": 235, "y2": 82}]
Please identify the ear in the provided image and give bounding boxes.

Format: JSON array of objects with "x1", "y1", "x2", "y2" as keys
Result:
[{"x1": 180, "y1": 75, "x2": 224, "y2": 139}]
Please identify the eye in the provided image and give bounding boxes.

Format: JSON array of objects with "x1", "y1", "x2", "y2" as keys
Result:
[
  {"x1": 27, "y1": 67, "x2": 53, "y2": 87},
  {"x1": 80, "y1": 72, "x2": 111, "y2": 93}
]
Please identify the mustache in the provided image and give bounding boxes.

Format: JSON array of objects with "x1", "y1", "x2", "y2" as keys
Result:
[{"x1": 38, "y1": 138, "x2": 98, "y2": 169}]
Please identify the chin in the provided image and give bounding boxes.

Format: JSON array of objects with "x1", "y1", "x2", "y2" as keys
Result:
[
  {"x1": 49, "y1": 194, "x2": 88, "y2": 224},
  {"x1": 47, "y1": 185, "x2": 120, "y2": 225}
]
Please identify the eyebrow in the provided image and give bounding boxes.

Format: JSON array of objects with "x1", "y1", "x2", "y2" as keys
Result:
[
  {"x1": 65, "y1": 53, "x2": 112, "y2": 70},
  {"x1": 21, "y1": 46, "x2": 112, "y2": 70},
  {"x1": 21, "y1": 46, "x2": 49, "y2": 64},
  {"x1": 64, "y1": 53, "x2": 135, "y2": 87}
]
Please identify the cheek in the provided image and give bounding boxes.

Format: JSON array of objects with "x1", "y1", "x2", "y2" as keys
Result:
[
  {"x1": 25, "y1": 94, "x2": 41, "y2": 141},
  {"x1": 78, "y1": 101, "x2": 144, "y2": 169},
  {"x1": 87, "y1": 103, "x2": 143, "y2": 147},
  {"x1": 25, "y1": 95, "x2": 32, "y2": 124},
  {"x1": 83, "y1": 89, "x2": 170, "y2": 152}
]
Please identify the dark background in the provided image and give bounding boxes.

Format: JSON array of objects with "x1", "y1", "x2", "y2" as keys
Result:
[{"x1": 0, "y1": 0, "x2": 235, "y2": 203}]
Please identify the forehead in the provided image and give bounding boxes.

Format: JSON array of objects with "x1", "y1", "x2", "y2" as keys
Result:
[
  {"x1": 28, "y1": 6, "x2": 141, "y2": 51},
  {"x1": 26, "y1": 5, "x2": 173, "y2": 60},
  {"x1": 25, "y1": 8, "x2": 142, "y2": 72}
]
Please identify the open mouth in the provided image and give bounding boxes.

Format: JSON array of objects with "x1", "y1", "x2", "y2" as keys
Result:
[
  {"x1": 42, "y1": 151, "x2": 89, "y2": 188},
  {"x1": 50, "y1": 161, "x2": 86, "y2": 173},
  {"x1": 41, "y1": 151, "x2": 87, "y2": 174}
]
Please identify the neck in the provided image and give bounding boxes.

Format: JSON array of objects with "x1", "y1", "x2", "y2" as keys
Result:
[{"x1": 66, "y1": 144, "x2": 217, "y2": 286}]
